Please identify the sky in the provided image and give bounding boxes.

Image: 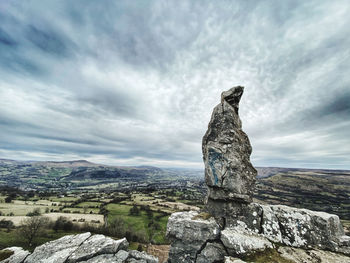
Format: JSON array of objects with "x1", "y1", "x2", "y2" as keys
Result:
[{"x1": 0, "y1": 0, "x2": 350, "y2": 169}]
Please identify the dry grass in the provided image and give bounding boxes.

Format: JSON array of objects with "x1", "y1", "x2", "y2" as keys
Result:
[{"x1": 192, "y1": 212, "x2": 212, "y2": 220}]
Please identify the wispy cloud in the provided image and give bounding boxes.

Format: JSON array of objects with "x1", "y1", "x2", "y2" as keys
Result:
[{"x1": 0, "y1": 0, "x2": 349, "y2": 169}]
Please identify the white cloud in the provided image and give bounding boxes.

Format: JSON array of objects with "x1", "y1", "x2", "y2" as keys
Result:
[{"x1": 0, "y1": 0, "x2": 349, "y2": 169}]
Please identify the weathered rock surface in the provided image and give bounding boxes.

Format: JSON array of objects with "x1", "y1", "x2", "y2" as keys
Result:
[
  {"x1": 166, "y1": 211, "x2": 220, "y2": 262},
  {"x1": 260, "y1": 205, "x2": 349, "y2": 252},
  {"x1": 128, "y1": 250, "x2": 158, "y2": 263},
  {"x1": 196, "y1": 242, "x2": 227, "y2": 263},
  {"x1": 25, "y1": 232, "x2": 91, "y2": 263},
  {"x1": 224, "y1": 257, "x2": 247, "y2": 263},
  {"x1": 1, "y1": 233, "x2": 157, "y2": 263},
  {"x1": 278, "y1": 246, "x2": 350, "y2": 263},
  {"x1": 202, "y1": 86, "x2": 256, "y2": 204},
  {"x1": 67, "y1": 235, "x2": 128, "y2": 262},
  {"x1": 0, "y1": 247, "x2": 30, "y2": 263},
  {"x1": 221, "y1": 227, "x2": 273, "y2": 256}
]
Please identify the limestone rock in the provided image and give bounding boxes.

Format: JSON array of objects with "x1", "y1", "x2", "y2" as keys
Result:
[
  {"x1": 80, "y1": 254, "x2": 119, "y2": 263},
  {"x1": 221, "y1": 227, "x2": 273, "y2": 256},
  {"x1": 196, "y1": 242, "x2": 227, "y2": 263},
  {"x1": 261, "y1": 205, "x2": 347, "y2": 252},
  {"x1": 67, "y1": 235, "x2": 128, "y2": 262},
  {"x1": 115, "y1": 250, "x2": 129, "y2": 262},
  {"x1": 128, "y1": 250, "x2": 158, "y2": 263},
  {"x1": 206, "y1": 199, "x2": 263, "y2": 232},
  {"x1": 0, "y1": 247, "x2": 30, "y2": 263},
  {"x1": 24, "y1": 232, "x2": 91, "y2": 263},
  {"x1": 224, "y1": 257, "x2": 247, "y2": 263},
  {"x1": 278, "y1": 246, "x2": 350, "y2": 263},
  {"x1": 166, "y1": 211, "x2": 220, "y2": 263},
  {"x1": 202, "y1": 86, "x2": 256, "y2": 204}
]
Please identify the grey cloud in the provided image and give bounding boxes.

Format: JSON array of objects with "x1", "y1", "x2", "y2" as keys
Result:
[
  {"x1": 26, "y1": 25, "x2": 69, "y2": 57},
  {"x1": 0, "y1": 0, "x2": 349, "y2": 169}
]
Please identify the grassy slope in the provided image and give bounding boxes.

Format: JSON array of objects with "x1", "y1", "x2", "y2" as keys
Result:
[{"x1": 255, "y1": 171, "x2": 350, "y2": 220}]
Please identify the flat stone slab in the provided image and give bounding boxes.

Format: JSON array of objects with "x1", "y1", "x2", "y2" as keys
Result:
[
  {"x1": 24, "y1": 232, "x2": 91, "y2": 263},
  {"x1": 221, "y1": 228, "x2": 273, "y2": 256}
]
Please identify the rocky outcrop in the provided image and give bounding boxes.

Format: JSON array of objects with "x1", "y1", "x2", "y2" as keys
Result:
[
  {"x1": 167, "y1": 86, "x2": 350, "y2": 262},
  {"x1": 0, "y1": 233, "x2": 158, "y2": 263},
  {"x1": 202, "y1": 86, "x2": 256, "y2": 205}
]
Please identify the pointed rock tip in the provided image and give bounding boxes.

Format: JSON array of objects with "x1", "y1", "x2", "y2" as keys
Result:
[{"x1": 221, "y1": 86, "x2": 244, "y2": 109}]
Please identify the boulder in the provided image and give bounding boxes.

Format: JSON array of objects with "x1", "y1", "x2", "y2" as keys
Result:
[
  {"x1": 221, "y1": 227, "x2": 273, "y2": 256},
  {"x1": 67, "y1": 235, "x2": 128, "y2": 262},
  {"x1": 24, "y1": 232, "x2": 91, "y2": 263},
  {"x1": 166, "y1": 211, "x2": 220, "y2": 263},
  {"x1": 196, "y1": 242, "x2": 227, "y2": 263},
  {"x1": 0, "y1": 247, "x2": 30, "y2": 263},
  {"x1": 261, "y1": 205, "x2": 347, "y2": 251},
  {"x1": 202, "y1": 86, "x2": 256, "y2": 204}
]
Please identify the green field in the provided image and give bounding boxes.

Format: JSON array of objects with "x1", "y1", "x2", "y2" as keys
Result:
[
  {"x1": 0, "y1": 229, "x2": 80, "y2": 251},
  {"x1": 106, "y1": 203, "x2": 169, "y2": 244}
]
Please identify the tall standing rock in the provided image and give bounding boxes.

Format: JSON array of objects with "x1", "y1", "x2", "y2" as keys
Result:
[{"x1": 202, "y1": 86, "x2": 256, "y2": 205}]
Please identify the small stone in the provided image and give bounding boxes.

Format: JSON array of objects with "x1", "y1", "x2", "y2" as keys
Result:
[{"x1": 128, "y1": 250, "x2": 158, "y2": 263}]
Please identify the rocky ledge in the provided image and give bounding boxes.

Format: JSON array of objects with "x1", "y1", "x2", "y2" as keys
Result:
[
  {"x1": 166, "y1": 208, "x2": 350, "y2": 263},
  {"x1": 0, "y1": 233, "x2": 158, "y2": 263},
  {"x1": 166, "y1": 86, "x2": 350, "y2": 263}
]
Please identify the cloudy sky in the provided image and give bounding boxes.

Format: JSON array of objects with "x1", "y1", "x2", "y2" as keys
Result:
[{"x1": 0, "y1": 0, "x2": 349, "y2": 169}]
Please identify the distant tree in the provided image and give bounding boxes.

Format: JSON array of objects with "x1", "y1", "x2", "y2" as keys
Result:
[
  {"x1": 18, "y1": 216, "x2": 49, "y2": 246},
  {"x1": 53, "y1": 216, "x2": 73, "y2": 232},
  {"x1": 4, "y1": 196, "x2": 12, "y2": 203},
  {"x1": 108, "y1": 216, "x2": 126, "y2": 237},
  {"x1": 146, "y1": 209, "x2": 153, "y2": 219},
  {"x1": 26, "y1": 208, "x2": 41, "y2": 217},
  {"x1": 129, "y1": 205, "x2": 140, "y2": 216},
  {"x1": 0, "y1": 219, "x2": 14, "y2": 232}
]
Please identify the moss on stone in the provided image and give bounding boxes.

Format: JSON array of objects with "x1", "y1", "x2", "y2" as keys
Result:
[{"x1": 243, "y1": 248, "x2": 295, "y2": 263}]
